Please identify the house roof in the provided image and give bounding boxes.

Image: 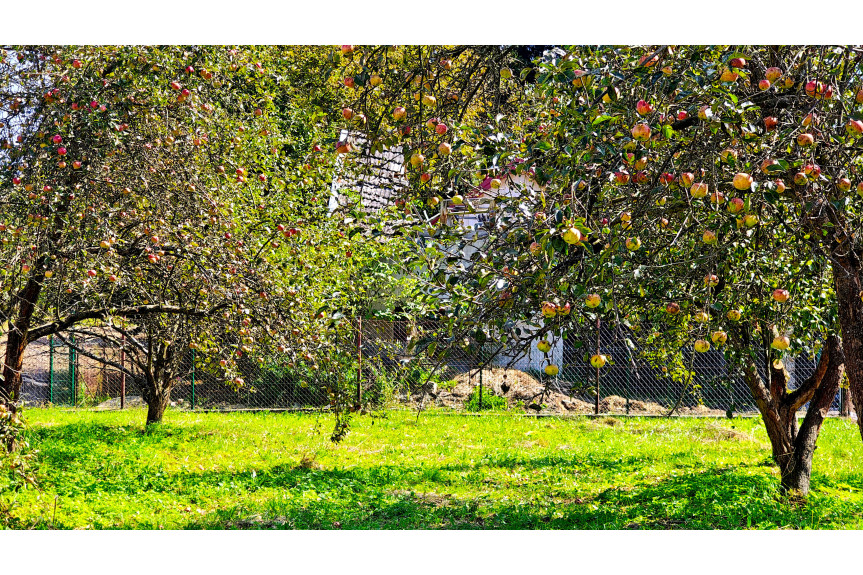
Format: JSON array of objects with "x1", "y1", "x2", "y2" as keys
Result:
[{"x1": 329, "y1": 130, "x2": 408, "y2": 215}]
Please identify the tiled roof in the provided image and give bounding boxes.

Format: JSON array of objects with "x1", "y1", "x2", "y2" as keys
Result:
[{"x1": 330, "y1": 130, "x2": 408, "y2": 214}]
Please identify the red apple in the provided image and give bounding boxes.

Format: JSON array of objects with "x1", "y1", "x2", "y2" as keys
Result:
[
  {"x1": 727, "y1": 197, "x2": 745, "y2": 213},
  {"x1": 636, "y1": 100, "x2": 654, "y2": 116}
]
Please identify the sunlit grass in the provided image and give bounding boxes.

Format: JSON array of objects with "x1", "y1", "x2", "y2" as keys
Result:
[{"x1": 3, "y1": 408, "x2": 862, "y2": 529}]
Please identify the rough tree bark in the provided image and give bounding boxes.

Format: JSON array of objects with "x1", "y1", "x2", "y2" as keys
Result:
[
  {"x1": 831, "y1": 254, "x2": 863, "y2": 442},
  {"x1": 741, "y1": 335, "x2": 844, "y2": 495},
  {"x1": 1, "y1": 275, "x2": 45, "y2": 412}
]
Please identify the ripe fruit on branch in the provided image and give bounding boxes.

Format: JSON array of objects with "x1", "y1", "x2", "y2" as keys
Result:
[
  {"x1": 759, "y1": 79, "x2": 771, "y2": 91},
  {"x1": 771, "y1": 336, "x2": 790, "y2": 351},
  {"x1": 631, "y1": 123, "x2": 651, "y2": 141},
  {"x1": 793, "y1": 172, "x2": 808, "y2": 186},
  {"x1": 529, "y1": 241, "x2": 542, "y2": 256},
  {"x1": 585, "y1": 293, "x2": 602, "y2": 308},
  {"x1": 694, "y1": 340, "x2": 711, "y2": 353},
  {"x1": 765, "y1": 67, "x2": 783, "y2": 82},
  {"x1": 541, "y1": 301, "x2": 557, "y2": 318},
  {"x1": 590, "y1": 354, "x2": 607, "y2": 368},
  {"x1": 704, "y1": 274, "x2": 719, "y2": 287},
  {"x1": 702, "y1": 230, "x2": 717, "y2": 244},
  {"x1": 341, "y1": 107, "x2": 354, "y2": 120},
  {"x1": 666, "y1": 302, "x2": 680, "y2": 315},
  {"x1": 636, "y1": 100, "x2": 654, "y2": 116},
  {"x1": 680, "y1": 172, "x2": 695, "y2": 187},
  {"x1": 764, "y1": 116, "x2": 778, "y2": 131},
  {"x1": 743, "y1": 214, "x2": 759, "y2": 228},
  {"x1": 613, "y1": 171, "x2": 630, "y2": 185},
  {"x1": 340, "y1": 45, "x2": 354, "y2": 55},
  {"x1": 625, "y1": 237, "x2": 641, "y2": 251},
  {"x1": 727, "y1": 309, "x2": 742, "y2": 321},
  {"x1": 435, "y1": 123, "x2": 448, "y2": 135},
  {"x1": 694, "y1": 310, "x2": 710, "y2": 323},
  {"x1": 451, "y1": 194, "x2": 464, "y2": 205},
  {"x1": 727, "y1": 197, "x2": 745, "y2": 213},
  {"x1": 730, "y1": 58, "x2": 746, "y2": 68},
  {"x1": 711, "y1": 331, "x2": 728, "y2": 345},
  {"x1": 544, "y1": 364, "x2": 559, "y2": 376},
  {"x1": 774, "y1": 180, "x2": 786, "y2": 193},
  {"x1": 732, "y1": 172, "x2": 753, "y2": 190},
  {"x1": 772, "y1": 289, "x2": 789, "y2": 303},
  {"x1": 797, "y1": 133, "x2": 814, "y2": 146},
  {"x1": 690, "y1": 182, "x2": 708, "y2": 198},
  {"x1": 720, "y1": 148, "x2": 738, "y2": 163},
  {"x1": 847, "y1": 119, "x2": 863, "y2": 134},
  {"x1": 537, "y1": 340, "x2": 551, "y2": 353},
  {"x1": 393, "y1": 106, "x2": 406, "y2": 120},
  {"x1": 410, "y1": 153, "x2": 425, "y2": 168},
  {"x1": 719, "y1": 69, "x2": 738, "y2": 82},
  {"x1": 563, "y1": 227, "x2": 583, "y2": 245},
  {"x1": 438, "y1": 142, "x2": 452, "y2": 155},
  {"x1": 709, "y1": 192, "x2": 725, "y2": 205},
  {"x1": 421, "y1": 94, "x2": 437, "y2": 107}
]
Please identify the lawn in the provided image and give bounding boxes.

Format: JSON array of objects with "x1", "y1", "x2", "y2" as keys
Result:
[{"x1": 3, "y1": 408, "x2": 863, "y2": 529}]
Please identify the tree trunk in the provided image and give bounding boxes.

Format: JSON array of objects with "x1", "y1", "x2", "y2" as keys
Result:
[
  {"x1": 1, "y1": 275, "x2": 44, "y2": 411},
  {"x1": 146, "y1": 394, "x2": 170, "y2": 425},
  {"x1": 831, "y1": 255, "x2": 863, "y2": 442},
  {"x1": 781, "y1": 337, "x2": 845, "y2": 494},
  {"x1": 140, "y1": 363, "x2": 173, "y2": 425},
  {"x1": 740, "y1": 335, "x2": 844, "y2": 496}
]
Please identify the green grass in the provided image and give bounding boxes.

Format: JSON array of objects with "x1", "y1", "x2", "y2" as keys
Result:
[{"x1": 3, "y1": 408, "x2": 863, "y2": 529}]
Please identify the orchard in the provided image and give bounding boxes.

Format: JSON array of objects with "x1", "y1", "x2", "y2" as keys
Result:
[{"x1": 335, "y1": 45, "x2": 863, "y2": 495}]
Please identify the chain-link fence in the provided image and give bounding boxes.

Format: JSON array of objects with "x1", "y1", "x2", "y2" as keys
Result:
[{"x1": 12, "y1": 320, "x2": 855, "y2": 418}]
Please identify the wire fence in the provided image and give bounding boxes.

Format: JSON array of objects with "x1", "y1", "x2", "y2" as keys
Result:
[{"x1": 12, "y1": 320, "x2": 855, "y2": 418}]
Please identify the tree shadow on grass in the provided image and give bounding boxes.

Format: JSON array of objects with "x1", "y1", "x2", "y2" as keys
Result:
[{"x1": 178, "y1": 466, "x2": 861, "y2": 530}]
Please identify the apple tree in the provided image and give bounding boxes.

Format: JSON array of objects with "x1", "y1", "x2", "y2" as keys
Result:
[{"x1": 335, "y1": 44, "x2": 863, "y2": 494}]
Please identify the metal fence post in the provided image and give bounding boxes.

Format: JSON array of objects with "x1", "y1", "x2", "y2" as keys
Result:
[
  {"x1": 595, "y1": 318, "x2": 600, "y2": 415},
  {"x1": 356, "y1": 317, "x2": 362, "y2": 408},
  {"x1": 626, "y1": 359, "x2": 630, "y2": 415},
  {"x1": 478, "y1": 351, "x2": 483, "y2": 410},
  {"x1": 191, "y1": 348, "x2": 196, "y2": 410},
  {"x1": 120, "y1": 334, "x2": 126, "y2": 410},
  {"x1": 70, "y1": 334, "x2": 77, "y2": 406},
  {"x1": 49, "y1": 334, "x2": 54, "y2": 404}
]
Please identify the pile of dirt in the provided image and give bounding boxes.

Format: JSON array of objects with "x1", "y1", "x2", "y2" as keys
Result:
[
  {"x1": 96, "y1": 396, "x2": 147, "y2": 409},
  {"x1": 427, "y1": 370, "x2": 731, "y2": 417},
  {"x1": 432, "y1": 368, "x2": 594, "y2": 414},
  {"x1": 598, "y1": 395, "x2": 670, "y2": 415}
]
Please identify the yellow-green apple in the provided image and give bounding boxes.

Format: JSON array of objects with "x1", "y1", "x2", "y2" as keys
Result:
[
  {"x1": 733, "y1": 172, "x2": 753, "y2": 190},
  {"x1": 690, "y1": 182, "x2": 709, "y2": 198}
]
